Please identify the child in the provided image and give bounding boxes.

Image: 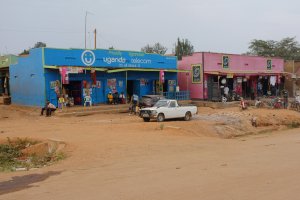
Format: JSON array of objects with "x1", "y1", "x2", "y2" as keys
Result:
[
  {"x1": 58, "y1": 96, "x2": 65, "y2": 110},
  {"x1": 240, "y1": 97, "x2": 247, "y2": 110}
]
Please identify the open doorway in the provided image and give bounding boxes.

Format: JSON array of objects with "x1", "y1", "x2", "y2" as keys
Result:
[
  {"x1": 63, "y1": 81, "x2": 82, "y2": 105},
  {"x1": 127, "y1": 80, "x2": 134, "y2": 102}
]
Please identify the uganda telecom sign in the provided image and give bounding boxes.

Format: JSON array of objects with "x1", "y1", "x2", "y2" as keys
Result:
[{"x1": 44, "y1": 48, "x2": 177, "y2": 69}]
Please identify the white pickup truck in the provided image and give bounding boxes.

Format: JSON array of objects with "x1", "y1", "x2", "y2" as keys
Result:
[{"x1": 139, "y1": 99, "x2": 198, "y2": 122}]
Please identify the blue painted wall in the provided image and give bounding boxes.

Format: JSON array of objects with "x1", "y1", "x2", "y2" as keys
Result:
[
  {"x1": 10, "y1": 48, "x2": 45, "y2": 107},
  {"x1": 44, "y1": 48, "x2": 177, "y2": 69}
]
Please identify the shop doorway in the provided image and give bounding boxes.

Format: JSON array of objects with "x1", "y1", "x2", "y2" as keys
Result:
[
  {"x1": 63, "y1": 81, "x2": 82, "y2": 105},
  {"x1": 127, "y1": 80, "x2": 140, "y2": 100}
]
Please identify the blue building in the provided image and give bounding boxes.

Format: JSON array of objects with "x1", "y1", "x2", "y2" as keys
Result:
[{"x1": 10, "y1": 48, "x2": 181, "y2": 107}]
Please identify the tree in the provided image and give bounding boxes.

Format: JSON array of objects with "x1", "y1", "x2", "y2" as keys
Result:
[
  {"x1": 108, "y1": 46, "x2": 114, "y2": 50},
  {"x1": 34, "y1": 42, "x2": 47, "y2": 48},
  {"x1": 247, "y1": 37, "x2": 300, "y2": 60},
  {"x1": 19, "y1": 42, "x2": 47, "y2": 55},
  {"x1": 141, "y1": 42, "x2": 167, "y2": 55},
  {"x1": 174, "y1": 38, "x2": 194, "y2": 60}
]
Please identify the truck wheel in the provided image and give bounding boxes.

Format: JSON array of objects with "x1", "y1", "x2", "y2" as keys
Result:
[
  {"x1": 157, "y1": 114, "x2": 165, "y2": 122},
  {"x1": 143, "y1": 117, "x2": 150, "y2": 122},
  {"x1": 184, "y1": 112, "x2": 191, "y2": 121}
]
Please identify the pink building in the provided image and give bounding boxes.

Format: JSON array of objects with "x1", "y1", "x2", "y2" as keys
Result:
[{"x1": 178, "y1": 52, "x2": 284, "y2": 101}]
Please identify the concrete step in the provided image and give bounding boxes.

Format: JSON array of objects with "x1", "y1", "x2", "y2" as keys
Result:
[{"x1": 56, "y1": 104, "x2": 130, "y2": 117}]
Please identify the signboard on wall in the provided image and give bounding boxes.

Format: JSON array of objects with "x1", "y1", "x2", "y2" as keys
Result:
[
  {"x1": 44, "y1": 48, "x2": 177, "y2": 69},
  {"x1": 267, "y1": 59, "x2": 272, "y2": 70},
  {"x1": 222, "y1": 55, "x2": 229, "y2": 69},
  {"x1": 107, "y1": 78, "x2": 116, "y2": 90},
  {"x1": 192, "y1": 64, "x2": 202, "y2": 83}
]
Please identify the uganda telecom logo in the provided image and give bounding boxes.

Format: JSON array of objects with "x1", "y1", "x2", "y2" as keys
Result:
[{"x1": 81, "y1": 50, "x2": 96, "y2": 66}]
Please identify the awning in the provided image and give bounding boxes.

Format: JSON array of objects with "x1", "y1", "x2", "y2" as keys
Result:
[
  {"x1": 205, "y1": 70, "x2": 284, "y2": 76},
  {"x1": 43, "y1": 65, "x2": 107, "y2": 71},
  {"x1": 106, "y1": 68, "x2": 190, "y2": 73},
  {"x1": 43, "y1": 65, "x2": 190, "y2": 73}
]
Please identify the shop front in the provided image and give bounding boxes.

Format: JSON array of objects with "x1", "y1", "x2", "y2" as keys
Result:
[
  {"x1": 10, "y1": 48, "x2": 179, "y2": 107},
  {"x1": 0, "y1": 55, "x2": 18, "y2": 97},
  {"x1": 178, "y1": 52, "x2": 284, "y2": 101}
]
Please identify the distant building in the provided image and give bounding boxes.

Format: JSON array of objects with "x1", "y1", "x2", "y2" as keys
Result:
[
  {"x1": 178, "y1": 52, "x2": 284, "y2": 101},
  {"x1": 284, "y1": 60, "x2": 300, "y2": 96}
]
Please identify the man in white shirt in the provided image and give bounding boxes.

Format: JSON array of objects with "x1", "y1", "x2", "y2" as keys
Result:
[
  {"x1": 224, "y1": 86, "x2": 229, "y2": 97},
  {"x1": 40, "y1": 101, "x2": 56, "y2": 117}
]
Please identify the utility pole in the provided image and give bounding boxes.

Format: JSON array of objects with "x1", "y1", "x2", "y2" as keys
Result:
[
  {"x1": 85, "y1": 11, "x2": 87, "y2": 49},
  {"x1": 84, "y1": 11, "x2": 94, "y2": 49},
  {"x1": 94, "y1": 29, "x2": 97, "y2": 49}
]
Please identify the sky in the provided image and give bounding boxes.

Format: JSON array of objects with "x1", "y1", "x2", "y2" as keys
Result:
[{"x1": 1, "y1": 0, "x2": 300, "y2": 55}]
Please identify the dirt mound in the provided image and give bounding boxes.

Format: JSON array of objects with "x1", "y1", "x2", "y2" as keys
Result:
[{"x1": 195, "y1": 107, "x2": 300, "y2": 138}]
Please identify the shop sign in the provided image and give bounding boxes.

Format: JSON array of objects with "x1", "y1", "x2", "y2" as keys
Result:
[
  {"x1": 107, "y1": 78, "x2": 117, "y2": 87},
  {"x1": 267, "y1": 59, "x2": 272, "y2": 70},
  {"x1": 140, "y1": 79, "x2": 146, "y2": 86},
  {"x1": 119, "y1": 80, "x2": 123, "y2": 87},
  {"x1": 96, "y1": 81, "x2": 101, "y2": 88},
  {"x1": 45, "y1": 48, "x2": 177, "y2": 69},
  {"x1": 68, "y1": 67, "x2": 83, "y2": 74},
  {"x1": 168, "y1": 80, "x2": 176, "y2": 86},
  {"x1": 50, "y1": 81, "x2": 57, "y2": 89},
  {"x1": 222, "y1": 55, "x2": 229, "y2": 69},
  {"x1": 192, "y1": 64, "x2": 202, "y2": 83},
  {"x1": 81, "y1": 50, "x2": 96, "y2": 66},
  {"x1": 227, "y1": 74, "x2": 233, "y2": 78}
]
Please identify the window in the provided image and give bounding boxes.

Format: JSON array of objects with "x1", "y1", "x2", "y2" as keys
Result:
[{"x1": 169, "y1": 101, "x2": 176, "y2": 108}]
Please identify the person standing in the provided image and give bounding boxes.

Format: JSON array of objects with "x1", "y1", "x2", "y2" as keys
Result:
[
  {"x1": 224, "y1": 85, "x2": 229, "y2": 98},
  {"x1": 283, "y1": 90, "x2": 289, "y2": 109},
  {"x1": 130, "y1": 94, "x2": 139, "y2": 114}
]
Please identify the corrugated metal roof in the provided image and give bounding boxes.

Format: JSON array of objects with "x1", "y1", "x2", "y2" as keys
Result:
[{"x1": 0, "y1": 55, "x2": 18, "y2": 68}]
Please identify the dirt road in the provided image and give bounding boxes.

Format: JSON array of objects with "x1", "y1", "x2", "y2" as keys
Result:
[{"x1": 1, "y1": 105, "x2": 300, "y2": 200}]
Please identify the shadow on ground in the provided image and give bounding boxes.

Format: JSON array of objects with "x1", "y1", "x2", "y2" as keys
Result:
[{"x1": 0, "y1": 171, "x2": 62, "y2": 195}]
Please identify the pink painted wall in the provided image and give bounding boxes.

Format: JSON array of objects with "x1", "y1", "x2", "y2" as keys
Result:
[
  {"x1": 178, "y1": 53, "x2": 203, "y2": 99},
  {"x1": 178, "y1": 52, "x2": 284, "y2": 100},
  {"x1": 203, "y1": 52, "x2": 284, "y2": 73}
]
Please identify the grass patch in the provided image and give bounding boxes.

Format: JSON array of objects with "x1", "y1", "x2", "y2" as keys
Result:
[
  {"x1": 0, "y1": 137, "x2": 66, "y2": 172},
  {"x1": 286, "y1": 121, "x2": 300, "y2": 129}
]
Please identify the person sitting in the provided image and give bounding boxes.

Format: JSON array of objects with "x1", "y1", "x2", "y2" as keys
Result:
[
  {"x1": 84, "y1": 95, "x2": 92, "y2": 107},
  {"x1": 113, "y1": 92, "x2": 119, "y2": 105},
  {"x1": 255, "y1": 98, "x2": 262, "y2": 108},
  {"x1": 107, "y1": 92, "x2": 113, "y2": 104},
  {"x1": 41, "y1": 101, "x2": 56, "y2": 116},
  {"x1": 41, "y1": 101, "x2": 50, "y2": 116},
  {"x1": 47, "y1": 102, "x2": 57, "y2": 116},
  {"x1": 119, "y1": 92, "x2": 126, "y2": 104},
  {"x1": 240, "y1": 97, "x2": 247, "y2": 110}
]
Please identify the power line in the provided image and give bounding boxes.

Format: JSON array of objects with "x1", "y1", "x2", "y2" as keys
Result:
[{"x1": 0, "y1": 28, "x2": 83, "y2": 35}]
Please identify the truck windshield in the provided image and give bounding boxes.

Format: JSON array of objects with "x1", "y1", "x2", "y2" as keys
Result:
[{"x1": 154, "y1": 100, "x2": 168, "y2": 107}]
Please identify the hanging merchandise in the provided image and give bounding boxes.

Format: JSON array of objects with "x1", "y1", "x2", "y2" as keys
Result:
[
  {"x1": 160, "y1": 70, "x2": 165, "y2": 83},
  {"x1": 270, "y1": 76, "x2": 276, "y2": 86},
  {"x1": 59, "y1": 67, "x2": 69, "y2": 84},
  {"x1": 221, "y1": 78, "x2": 226, "y2": 84},
  {"x1": 91, "y1": 70, "x2": 97, "y2": 85}
]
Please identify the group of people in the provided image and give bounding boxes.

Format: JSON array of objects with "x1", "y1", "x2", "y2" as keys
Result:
[{"x1": 107, "y1": 91, "x2": 126, "y2": 104}]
